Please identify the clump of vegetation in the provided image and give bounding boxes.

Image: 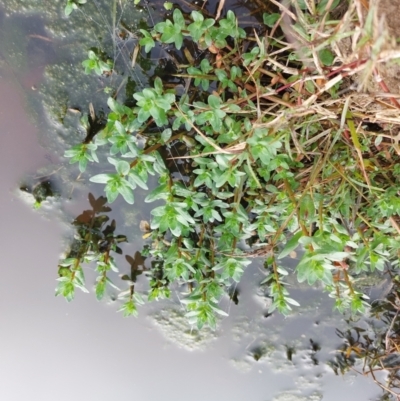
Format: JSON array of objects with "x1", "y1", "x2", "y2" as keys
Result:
[{"x1": 59, "y1": 0, "x2": 400, "y2": 330}]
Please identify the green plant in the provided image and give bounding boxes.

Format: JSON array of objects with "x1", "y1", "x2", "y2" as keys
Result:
[
  {"x1": 64, "y1": 0, "x2": 87, "y2": 16},
  {"x1": 82, "y1": 50, "x2": 113, "y2": 76},
  {"x1": 61, "y1": 1, "x2": 400, "y2": 329}
]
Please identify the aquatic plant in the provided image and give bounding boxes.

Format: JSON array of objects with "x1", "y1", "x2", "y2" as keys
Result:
[{"x1": 59, "y1": 0, "x2": 400, "y2": 330}]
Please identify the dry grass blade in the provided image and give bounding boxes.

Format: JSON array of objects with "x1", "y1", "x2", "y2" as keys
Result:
[
  {"x1": 215, "y1": 0, "x2": 225, "y2": 20},
  {"x1": 167, "y1": 142, "x2": 246, "y2": 160},
  {"x1": 174, "y1": 103, "x2": 225, "y2": 152},
  {"x1": 168, "y1": 103, "x2": 246, "y2": 160},
  {"x1": 269, "y1": 0, "x2": 297, "y2": 21},
  {"x1": 131, "y1": 44, "x2": 139, "y2": 68}
]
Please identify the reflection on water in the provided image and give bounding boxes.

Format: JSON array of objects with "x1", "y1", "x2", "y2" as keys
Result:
[
  {"x1": 56, "y1": 193, "x2": 127, "y2": 301},
  {"x1": 0, "y1": 2, "x2": 393, "y2": 401},
  {"x1": 329, "y1": 280, "x2": 400, "y2": 400}
]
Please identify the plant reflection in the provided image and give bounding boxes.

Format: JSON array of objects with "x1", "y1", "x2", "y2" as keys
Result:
[
  {"x1": 57, "y1": 193, "x2": 148, "y2": 315},
  {"x1": 57, "y1": 194, "x2": 127, "y2": 301},
  {"x1": 120, "y1": 251, "x2": 145, "y2": 303},
  {"x1": 330, "y1": 277, "x2": 400, "y2": 399}
]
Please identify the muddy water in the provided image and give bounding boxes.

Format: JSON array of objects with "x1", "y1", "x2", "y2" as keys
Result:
[{"x1": 0, "y1": 3, "x2": 386, "y2": 401}]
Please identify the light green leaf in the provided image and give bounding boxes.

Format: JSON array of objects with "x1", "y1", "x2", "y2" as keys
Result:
[
  {"x1": 319, "y1": 48, "x2": 334, "y2": 66},
  {"x1": 95, "y1": 280, "x2": 106, "y2": 300},
  {"x1": 105, "y1": 187, "x2": 119, "y2": 203},
  {"x1": 173, "y1": 8, "x2": 185, "y2": 29},
  {"x1": 128, "y1": 171, "x2": 148, "y2": 190},
  {"x1": 118, "y1": 185, "x2": 134, "y2": 204},
  {"x1": 163, "y1": 1, "x2": 173, "y2": 10},
  {"x1": 278, "y1": 231, "x2": 303, "y2": 259},
  {"x1": 208, "y1": 94, "x2": 221, "y2": 109},
  {"x1": 286, "y1": 297, "x2": 300, "y2": 306},
  {"x1": 90, "y1": 174, "x2": 113, "y2": 183},
  {"x1": 145, "y1": 183, "x2": 169, "y2": 202},
  {"x1": 116, "y1": 160, "x2": 130, "y2": 176},
  {"x1": 263, "y1": 13, "x2": 280, "y2": 27},
  {"x1": 161, "y1": 128, "x2": 172, "y2": 143}
]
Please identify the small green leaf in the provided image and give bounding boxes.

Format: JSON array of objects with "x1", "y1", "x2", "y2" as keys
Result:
[
  {"x1": 163, "y1": 1, "x2": 173, "y2": 10},
  {"x1": 145, "y1": 183, "x2": 169, "y2": 202},
  {"x1": 116, "y1": 160, "x2": 130, "y2": 176},
  {"x1": 128, "y1": 170, "x2": 148, "y2": 190},
  {"x1": 154, "y1": 77, "x2": 164, "y2": 95},
  {"x1": 317, "y1": 0, "x2": 340, "y2": 13},
  {"x1": 96, "y1": 280, "x2": 106, "y2": 300},
  {"x1": 65, "y1": 2, "x2": 74, "y2": 16},
  {"x1": 278, "y1": 231, "x2": 304, "y2": 259},
  {"x1": 118, "y1": 185, "x2": 134, "y2": 204},
  {"x1": 105, "y1": 186, "x2": 119, "y2": 203},
  {"x1": 79, "y1": 157, "x2": 88, "y2": 173},
  {"x1": 161, "y1": 128, "x2": 172, "y2": 143},
  {"x1": 90, "y1": 174, "x2": 113, "y2": 184},
  {"x1": 263, "y1": 13, "x2": 280, "y2": 28},
  {"x1": 319, "y1": 48, "x2": 334, "y2": 66},
  {"x1": 208, "y1": 95, "x2": 221, "y2": 109},
  {"x1": 173, "y1": 8, "x2": 185, "y2": 29},
  {"x1": 299, "y1": 194, "x2": 316, "y2": 220},
  {"x1": 119, "y1": 299, "x2": 138, "y2": 317}
]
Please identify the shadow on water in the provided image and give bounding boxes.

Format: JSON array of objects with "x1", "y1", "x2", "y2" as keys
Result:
[{"x1": 328, "y1": 278, "x2": 400, "y2": 400}]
